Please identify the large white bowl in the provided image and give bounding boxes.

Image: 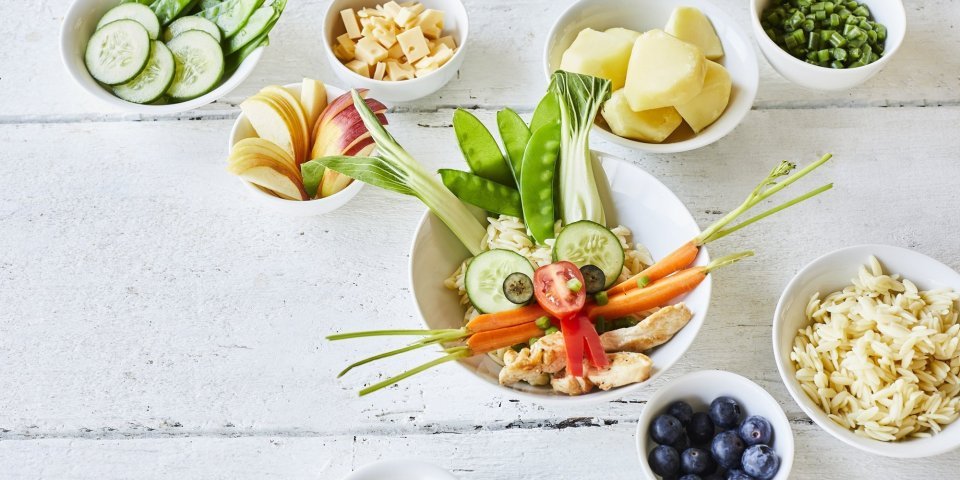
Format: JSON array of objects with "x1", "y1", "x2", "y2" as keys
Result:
[
  {"x1": 409, "y1": 152, "x2": 712, "y2": 404},
  {"x1": 228, "y1": 83, "x2": 364, "y2": 216},
  {"x1": 773, "y1": 244, "x2": 960, "y2": 458},
  {"x1": 750, "y1": 0, "x2": 906, "y2": 91},
  {"x1": 60, "y1": 0, "x2": 265, "y2": 114},
  {"x1": 543, "y1": 0, "x2": 759, "y2": 154},
  {"x1": 636, "y1": 370, "x2": 795, "y2": 479},
  {"x1": 321, "y1": 0, "x2": 469, "y2": 103}
]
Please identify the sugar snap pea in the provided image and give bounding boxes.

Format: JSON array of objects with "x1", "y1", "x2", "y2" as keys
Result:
[
  {"x1": 453, "y1": 109, "x2": 515, "y2": 187},
  {"x1": 520, "y1": 120, "x2": 561, "y2": 244},
  {"x1": 439, "y1": 169, "x2": 523, "y2": 218},
  {"x1": 529, "y1": 91, "x2": 560, "y2": 133},
  {"x1": 496, "y1": 108, "x2": 531, "y2": 184}
]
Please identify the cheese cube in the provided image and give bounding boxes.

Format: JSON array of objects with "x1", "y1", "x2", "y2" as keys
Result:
[
  {"x1": 416, "y1": 9, "x2": 444, "y2": 39},
  {"x1": 430, "y1": 43, "x2": 454, "y2": 66},
  {"x1": 604, "y1": 27, "x2": 641, "y2": 44},
  {"x1": 623, "y1": 29, "x2": 706, "y2": 111},
  {"x1": 387, "y1": 42, "x2": 404, "y2": 60},
  {"x1": 334, "y1": 44, "x2": 354, "y2": 62},
  {"x1": 340, "y1": 8, "x2": 362, "y2": 39},
  {"x1": 373, "y1": 62, "x2": 387, "y2": 81},
  {"x1": 334, "y1": 33, "x2": 356, "y2": 61},
  {"x1": 371, "y1": 24, "x2": 397, "y2": 48},
  {"x1": 559, "y1": 28, "x2": 634, "y2": 90},
  {"x1": 601, "y1": 89, "x2": 682, "y2": 143},
  {"x1": 381, "y1": 1, "x2": 402, "y2": 19},
  {"x1": 436, "y1": 35, "x2": 456, "y2": 50},
  {"x1": 396, "y1": 26, "x2": 430, "y2": 62},
  {"x1": 386, "y1": 60, "x2": 415, "y2": 81},
  {"x1": 665, "y1": 6, "x2": 724, "y2": 60},
  {"x1": 416, "y1": 64, "x2": 438, "y2": 77},
  {"x1": 355, "y1": 36, "x2": 388, "y2": 65},
  {"x1": 395, "y1": 4, "x2": 425, "y2": 28},
  {"x1": 345, "y1": 59, "x2": 370, "y2": 78},
  {"x1": 674, "y1": 60, "x2": 731, "y2": 132}
]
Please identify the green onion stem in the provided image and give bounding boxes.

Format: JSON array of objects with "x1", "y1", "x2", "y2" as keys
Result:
[
  {"x1": 327, "y1": 328, "x2": 462, "y2": 341},
  {"x1": 358, "y1": 348, "x2": 471, "y2": 397},
  {"x1": 707, "y1": 183, "x2": 833, "y2": 242},
  {"x1": 704, "y1": 251, "x2": 755, "y2": 273}
]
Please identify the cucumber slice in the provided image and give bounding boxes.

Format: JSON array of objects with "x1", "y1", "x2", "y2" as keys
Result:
[
  {"x1": 225, "y1": 6, "x2": 274, "y2": 54},
  {"x1": 552, "y1": 221, "x2": 624, "y2": 288},
  {"x1": 97, "y1": 3, "x2": 161, "y2": 40},
  {"x1": 164, "y1": 15, "x2": 222, "y2": 42},
  {"x1": 85, "y1": 20, "x2": 151, "y2": 85},
  {"x1": 199, "y1": 0, "x2": 263, "y2": 39},
  {"x1": 165, "y1": 30, "x2": 224, "y2": 100},
  {"x1": 112, "y1": 41, "x2": 175, "y2": 104},
  {"x1": 465, "y1": 249, "x2": 536, "y2": 314}
]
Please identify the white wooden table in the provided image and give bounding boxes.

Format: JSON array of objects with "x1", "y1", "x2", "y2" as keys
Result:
[{"x1": 2, "y1": 0, "x2": 959, "y2": 478}]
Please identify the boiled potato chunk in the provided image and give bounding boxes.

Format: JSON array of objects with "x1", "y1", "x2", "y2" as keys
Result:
[
  {"x1": 602, "y1": 89, "x2": 682, "y2": 143},
  {"x1": 560, "y1": 28, "x2": 634, "y2": 90},
  {"x1": 674, "y1": 60, "x2": 731, "y2": 133},
  {"x1": 604, "y1": 27, "x2": 641, "y2": 44},
  {"x1": 623, "y1": 29, "x2": 706, "y2": 111},
  {"x1": 665, "y1": 6, "x2": 724, "y2": 60}
]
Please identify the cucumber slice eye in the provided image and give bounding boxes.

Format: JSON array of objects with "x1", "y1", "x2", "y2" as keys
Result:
[
  {"x1": 465, "y1": 249, "x2": 536, "y2": 314},
  {"x1": 553, "y1": 220, "x2": 625, "y2": 289}
]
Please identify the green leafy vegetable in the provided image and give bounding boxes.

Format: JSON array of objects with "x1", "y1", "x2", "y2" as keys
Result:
[
  {"x1": 311, "y1": 90, "x2": 487, "y2": 255},
  {"x1": 550, "y1": 70, "x2": 611, "y2": 225},
  {"x1": 300, "y1": 160, "x2": 324, "y2": 198},
  {"x1": 149, "y1": 0, "x2": 196, "y2": 25}
]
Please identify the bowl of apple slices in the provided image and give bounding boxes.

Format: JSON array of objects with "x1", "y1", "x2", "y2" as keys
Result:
[
  {"x1": 544, "y1": 0, "x2": 759, "y2": 153},
  {"x1": 228, "y1": 78, "x2": 388, "y2": 216}
]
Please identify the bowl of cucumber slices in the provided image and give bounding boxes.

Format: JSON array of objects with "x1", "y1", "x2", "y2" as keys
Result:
[{"x1": 60, "y1": 0, "x2": 285, "y2": 113}]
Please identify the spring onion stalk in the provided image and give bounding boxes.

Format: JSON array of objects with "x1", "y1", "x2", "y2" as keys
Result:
[
  {"x1": 312, "y1": 90, "x2": 487, "y2": 255},
  {"x1": 334, "y1": 329, "x2": 470, "y2": 378},
  {"x1": 550, "y1": 71, "x2": 611, "y2": 225},
  {"x1": 359, "y1": 347, "x2": 470, "y2": 396}
]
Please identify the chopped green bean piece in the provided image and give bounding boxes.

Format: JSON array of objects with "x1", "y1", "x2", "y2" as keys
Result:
[
  {"x1": 832, "y1": 48, "x2": 847, "y2": 61},
  {"x1": 829, "y1": 31, "x2": 847, "y2": 47},
  {"x1": 817, "y1": 49, "x2": 831, "y2": 63},
  {"x1": 566, "y1": 278, "x2": 582, "y2": 293},
  {"x1": 594, "y1": 291, "x2": 609, "y2": 306},
  {"x1": 853, "y1": 5, "x2": 869, "y2": 17},
  {"x1": 544, "y1": 326, "x2": 559, "y2": 336},
  {"x1": 528, "y1": 337, "x2": 539, "y2": 346},
  {"x1": 829, "y1": 13, "x2": 840, "y2": 27},
  {"x1": 534, "y1": 316, "x2": 551, "y2": 330}
]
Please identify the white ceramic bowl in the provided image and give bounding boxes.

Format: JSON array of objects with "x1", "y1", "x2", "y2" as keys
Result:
[
  {"x1": 60, "y1": 0, "x2": 266, "y2": 114},
  {"x1": 773, "y1": 244, "x2": 960, "y2": 458},
  {"x1": 543, "y1": 0, "x2": 759, "y2": 154},
  {"x1": 228, "y1": 83, "x2": 364, "y2": 216},
  {"x1": 751, "y1": 0, "x2": 906, "y2": 91},
  {"x1": 340, "y1": 459, "x2": 457, "y2": 480},
  {"x1": 322, "y1": 0, "x2": 468, "y2": 103},
  {"x1": 636, "y1": 370, "x2": 795, "y2": 480},
  {"x1": 409, "y1": 151, "x2": 711, "y2": 404}
]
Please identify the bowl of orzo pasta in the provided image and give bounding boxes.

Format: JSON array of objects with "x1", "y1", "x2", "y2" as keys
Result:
[{"x1": 773, "y1": 244, "x2": 960, "y2": 457}]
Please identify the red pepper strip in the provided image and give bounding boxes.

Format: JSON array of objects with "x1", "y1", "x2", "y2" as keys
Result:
[
  {"x1": 579, "y1": 315, "x2": 609, "y2": 369},
  {"x1": 560, "y1": 315, "x2": 584, "y2": 377}
]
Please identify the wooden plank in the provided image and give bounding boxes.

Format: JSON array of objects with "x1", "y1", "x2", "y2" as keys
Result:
[{"x1": 5, "y1": 0, "x2": 959, "y2": 122}]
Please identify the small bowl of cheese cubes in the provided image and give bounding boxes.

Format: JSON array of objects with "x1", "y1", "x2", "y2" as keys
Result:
[
  {"x1": 544, "y1": 0, "x2": 759, "y2": 153},
  {"x1": 323, "y1": 0, "x2": 467, "y2": 102}
]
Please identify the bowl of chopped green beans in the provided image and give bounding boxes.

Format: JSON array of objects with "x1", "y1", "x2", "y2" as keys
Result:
[{"x1": 750, "y1": 0, "x2": 905, "y2": 90}]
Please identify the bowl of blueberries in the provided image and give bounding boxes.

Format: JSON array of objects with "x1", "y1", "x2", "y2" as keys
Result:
[{"x1": 636, "y1": 370, "x2": 794, "y2": 480}]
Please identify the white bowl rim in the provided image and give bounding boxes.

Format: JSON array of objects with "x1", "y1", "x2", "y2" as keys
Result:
[
  {"x1": 748, "y1": 0, "x2": 907, "y2": 79},
  {"x1": 406, "y1": 150, "x2": 712, "y2": 405},
  {"x1": 541, "y1": 0, "x2": 760, "y2": 153},
  {"x1": 320, "y1": 0, "x2": 469, "y2": 87},
  {"x1": 772, "y1": 243, "x2": 960, "y2": 458},
  {"x1": 634, "y1": 369, "x2": 796, "y2": 480},
  {"x1": 228, "y1": 82, "x2": 365, "y2": 205},
  {"x1": 59, "y1": 0, "x2": 266, "y2": 114}
]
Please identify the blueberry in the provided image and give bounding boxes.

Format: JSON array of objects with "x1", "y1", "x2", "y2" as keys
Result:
[
  {"x1": 688, "y1": 412, "x2": 715, "y2": 445},
  {"x1": 648, "y1": 445, "x2": 681, "y2": 477},
  {"x1": 672, "y1": 433, "x2": 691, "y2": 452},
  {"x1": 710, "y1": 430, "x2": 746, "y2": 470},
  {"x1": 667, "y1": 400, "x2": 694, "y2": 425},
  {"x1": 725, "y1": 470, "x2": 754, "y2": 480},
  {"x1": 741, "y1": 445, "x2": 780, "y2": 480},
  {"x1": 738, "y1": 416, "x2": 774, "y2": 446},
  {"x1": 681, "y1": 447, "x2": 716, "y2": 475},
  {"x1": 679, "y1": 475, "x2": 703, "y2": 480},
  {"x1": 651, "y1": 414, "x2": 685, "y2": 445},
  {"x1": 709, "y1": 396, "x2": 742, "y2": 429}
]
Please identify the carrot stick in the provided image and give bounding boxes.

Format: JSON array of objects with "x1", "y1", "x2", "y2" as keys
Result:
[
  {"x1": 466, "y1": 322, "x2": 545, "y2": 354},
  {"x1": 466, "y1": 304, "x2": 549, "y2": 332},
  {"x1": 607, "y1": 240, "x2": 698, "y2": 296},
  {"x1": 589, "y1": 251, "x2": 753, "y2": 320}
]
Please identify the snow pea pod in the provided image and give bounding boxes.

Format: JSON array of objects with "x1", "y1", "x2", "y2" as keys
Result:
[
  {"x1": 496, "y1": 108, "x2": 532, "y2": 184},
  {"x1": 453, "y1": 109, "x2": 515, "y2": 187},
  {"x1": 520, "y1": 120, "x2": 561, "y2": 244},
  {"x1": 529, "y1": 91, "x2": 560, "y2": 134},
  {"x1": 439, "y1": 169, "x2": 522, "y2": 218}
]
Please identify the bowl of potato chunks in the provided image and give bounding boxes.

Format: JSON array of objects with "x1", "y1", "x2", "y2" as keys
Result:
[{"x1": 544, "y1": 0, "x2": 759, "y2": 153}]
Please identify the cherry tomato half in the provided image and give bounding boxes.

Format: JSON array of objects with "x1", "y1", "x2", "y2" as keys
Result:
[{"x1": 533, "y1": 261, "x2": 586, "y2": 318}]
